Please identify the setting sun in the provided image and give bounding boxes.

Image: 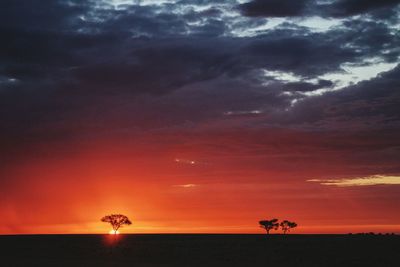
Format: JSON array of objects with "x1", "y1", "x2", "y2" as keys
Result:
[{"x1": 109, "y1": 230, "x2": 120, "y2": 235}]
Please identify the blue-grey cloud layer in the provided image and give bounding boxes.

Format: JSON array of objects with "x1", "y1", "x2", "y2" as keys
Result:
[{"x1": 0, "y1": 0, "x2": 399, "y2": 174}]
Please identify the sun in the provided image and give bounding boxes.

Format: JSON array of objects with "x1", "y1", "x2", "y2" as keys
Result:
[{"x1": 109, "y1": 230, "x2": 120, "y2": 235}]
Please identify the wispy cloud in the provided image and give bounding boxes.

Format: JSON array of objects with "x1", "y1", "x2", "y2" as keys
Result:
[
  {"x1": 223, "y1": 110, "x2": 263, "y2": 116},
  {"x1": 174, "y1": 158, "x2": 197, "y2": 165},
  {"x1": 173, "y1": 184, "x2": 198, "y2": 188},
  {"x1": 307, "y1": 175, "x2": 400, "y2": 187},
  {"x1": 174, "y1": 158, "x2": 209, "y2": 166}
]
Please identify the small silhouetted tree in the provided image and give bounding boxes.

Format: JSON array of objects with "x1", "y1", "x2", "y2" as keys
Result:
[
  {"x1": 101, "y1": 214, "x2": 132, "y2": 234},
  {"x1": 259, "y1": 219, "x2": 279, "y2": 234},
  {"x1": 280, "y1": 220, "x2": 297, "y2": 234}
]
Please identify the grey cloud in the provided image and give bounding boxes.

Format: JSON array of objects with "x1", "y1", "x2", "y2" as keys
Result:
[
  {"x1": 282, "y1": 80, "x2": 334, "y2": 92},
  {"x1": 326, "y1": 0, "x2": 400, "y2": 18},
  {"x1": 280, "y1": 65, "x2": 400, "y2": 130},
  {"x1": 0, "y1": 0, "x2": 399, "y2": 160},
  {"x1": 239, "y1": 0, "x2": 400, "y2": 18},
  {"x1": 239, "y1": 0, "x2": 310, "y2": 17}
]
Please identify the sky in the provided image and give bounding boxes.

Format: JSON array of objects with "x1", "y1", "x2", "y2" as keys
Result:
[{"x1": 1, "y1": 0, "x2": 400, "y2": 234}]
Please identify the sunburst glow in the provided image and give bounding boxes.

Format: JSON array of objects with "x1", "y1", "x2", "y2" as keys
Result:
[{"x1": 109, "y1": 230, "x2": 120, "y2": 235}]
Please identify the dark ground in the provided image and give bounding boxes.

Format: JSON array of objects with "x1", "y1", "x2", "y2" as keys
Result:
[{"x1": 0, "y1": 234, "x2": 399, "y2": 267}]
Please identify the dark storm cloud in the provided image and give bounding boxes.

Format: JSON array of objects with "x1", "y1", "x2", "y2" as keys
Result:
[
  {"x1": 0, "y1": 0, "x2": 399, "y2": 160},
  {"x1": 280, "y1": 65, "x2": 400, "y2": 130},
  {"x1": 245, "y1": 19, "x2": 398, "y2": 76},
  {"x1": 0, "y1": 1, "x2": 231, "y2": 95},
  {"x1": 0, "y1": 0, "x2": 88, "y2": 31},
  {"x1": 281, "y1": 80, "x2": 334, "y2": 92},
  {"x1": 339, "y1": 19, "x2": 400, "y2": 63},
  {"x1": 239, "y1": 0, "x2": 310, "y2": 17},
  {"x1": 326, "y1": 0, "x2": 400, "y2": 18},
  {"x1": 1, "y1": 0, "x2": 397, "y2": 96},
  {"x1": 239, "y1": 0, "x2": 400, "y2": 18},
  {"x1": 70, "y1": 39, "x2": 231, "y2": 94},
  {"x1": 240, "y1": 32, "x2": 358, "y2": 77}
]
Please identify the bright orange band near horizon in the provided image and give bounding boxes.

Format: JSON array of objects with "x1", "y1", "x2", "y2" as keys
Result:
[{"x1": 1, "y1": 130, "x2": 400, "y2": 235}]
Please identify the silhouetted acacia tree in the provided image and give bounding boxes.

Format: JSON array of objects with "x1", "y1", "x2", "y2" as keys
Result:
[
  {"x1": 259, "y1": 218, "x2": 279, "y2": 234},
  {"x1": 101, "y1": 214, "x2": 132, "y2": 233},
  {"x1": 280, "y1": 220, "x2": 297, "y2": 234}
]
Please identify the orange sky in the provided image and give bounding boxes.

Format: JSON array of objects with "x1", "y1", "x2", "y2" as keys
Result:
[
  {"x1": 2, "y1": 128, "x2": 400, "y2": 234},
  {"x1": 2, "y1": 0, "x2": 400, "y2": 236}
]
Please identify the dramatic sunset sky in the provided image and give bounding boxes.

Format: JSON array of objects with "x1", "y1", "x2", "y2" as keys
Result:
[{"x1": 1, "y1": 0, "x2": 400, "y2": 234}]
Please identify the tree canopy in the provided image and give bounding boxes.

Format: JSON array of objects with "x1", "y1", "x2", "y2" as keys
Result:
[
  {"x1": 280, "y1": 220, "x2": 298, "y2": 234},
  {"x1": 101, "y1": 214, "x2": 132, "y2": 233},
  {"x1": 259, "y1": 218, "x2": 298, "y2": 234},
  {"x1": 259, "y1": 218, "x2": 279, "y2": 234}
]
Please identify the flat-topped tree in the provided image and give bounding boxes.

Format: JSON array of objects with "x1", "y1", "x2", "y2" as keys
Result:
[
  {"x1": 101, "y1": 214, "x2": 132, "y2": 234},
  {"x1": 259, "y1": 218, "x2": 279, "y2": 234},
  {"x1": 280, "y1": 220, "x2": 297, "y2": 234}
]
